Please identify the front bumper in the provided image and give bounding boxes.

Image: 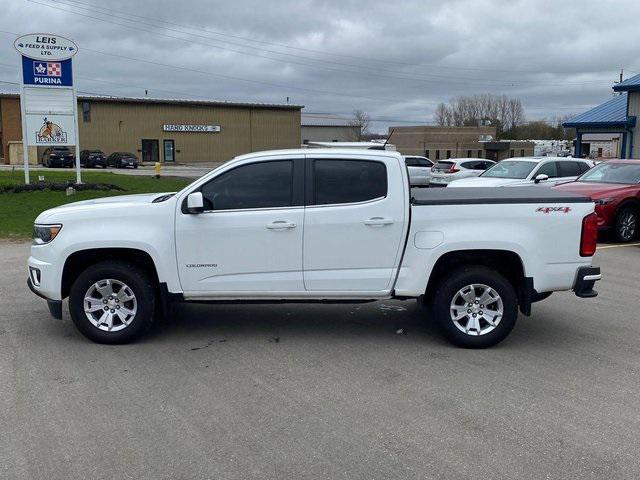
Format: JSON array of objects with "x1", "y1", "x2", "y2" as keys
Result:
[
  {"x1": 573, "y1": 266, "x2": 601, "y2": 298},
  {"x1": 27, "y1": 277, "x2": 62, "y2": 319}
]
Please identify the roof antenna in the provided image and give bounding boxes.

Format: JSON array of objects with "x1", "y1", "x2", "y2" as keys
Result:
[
  {"x1": 382, "y1": 128, "x2": 395, "y2": 148},
  {"x1": 369, "y1": 128, "x2": 395, "y2": 150},
  {"x1": 145, "y1": 89, "x2": 148, "y2": 96}
]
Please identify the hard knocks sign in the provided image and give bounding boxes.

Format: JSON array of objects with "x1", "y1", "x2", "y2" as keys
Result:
[{"x1": 163, "y1": 124, "x2": 221, "y2": 133}]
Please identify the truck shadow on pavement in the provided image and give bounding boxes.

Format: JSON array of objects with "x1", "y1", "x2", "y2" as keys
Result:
[{"x1": 138, "y1": 299, "x2": 576, "y2": 350}]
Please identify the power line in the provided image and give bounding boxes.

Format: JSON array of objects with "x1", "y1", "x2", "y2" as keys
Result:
[
  {"x1": 26, "y1": 0, "x2": 615, "y2": 88},
  {"x1": 47, "y1": 0, "x2": 637, "y2": 80}
]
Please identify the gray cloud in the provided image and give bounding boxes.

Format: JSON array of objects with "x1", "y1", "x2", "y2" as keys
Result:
[{"x1": 1, "y1": 0, "x2": 638, "y2": 131}]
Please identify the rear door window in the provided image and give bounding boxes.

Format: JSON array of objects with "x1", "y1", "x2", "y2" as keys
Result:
[
  {"x1": 461, "y1": 161, "x2": 483, "y2": 170},
  {"x1": 313, "y1": 159, "x2": 387, "y2": 205},
  {"x1": 405, "y1": 157, "x2": 432, "y2": 167},
  {"x1": 577, "y1": 162, "x2": 591, "y2": 174},
  {"x1": 557, "y1": 161, "x2": 581, "y2": 177}
]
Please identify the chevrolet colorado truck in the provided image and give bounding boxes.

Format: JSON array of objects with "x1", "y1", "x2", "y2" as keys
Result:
[{"x1": 28, "y1": 148, "x2": 601, "y2": 348}]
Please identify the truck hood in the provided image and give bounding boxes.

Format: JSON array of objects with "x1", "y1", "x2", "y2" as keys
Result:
[
  {"x1": 447, "y1": 177, "x2": 523, "y2": 188},
  {"x1": 35, "y1": 192, "x2": 175, "y2": 223}
]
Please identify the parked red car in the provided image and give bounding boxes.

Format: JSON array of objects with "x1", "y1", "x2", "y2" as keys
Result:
[{"x1": 554, "y1": 160, "x2": 640, "y2": 242}]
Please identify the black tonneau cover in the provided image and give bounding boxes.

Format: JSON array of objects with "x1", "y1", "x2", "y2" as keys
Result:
[{"x1": 411, "y1": 186, "x2": 591, "y2": 206}]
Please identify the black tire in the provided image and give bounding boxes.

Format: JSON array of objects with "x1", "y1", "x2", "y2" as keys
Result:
[
  {"x1": 133, "y1": 164, "x2": 138, "y2": 169},
  {"x1": 614, "y1": 207, "x2": 638, "y2": 243},
  {"x1": 431, "y1": 266, "x2": 518, "y2": 348},
  {"x1": 68, "y1": 261, "x2": 156, "y2": 344}
]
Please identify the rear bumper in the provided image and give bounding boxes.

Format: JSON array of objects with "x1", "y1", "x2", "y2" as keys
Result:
[{"x1": 573, "y1": 266, "x2": 601, "y2": 298}]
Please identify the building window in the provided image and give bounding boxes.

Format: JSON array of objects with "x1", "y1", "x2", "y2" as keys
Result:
[
  {"x1": 510, "y1": 149, "x2": 514, "y2": 158},
  {"x1": 332, "y1": 139, "x2": 338, "y2": 142},
  {"x1": 467, "y1": 150, "x2": 472, "y2": 158},
  {"x1": 446, "y1": 150, "x2": 451, "y2": 159},
  {"x1": 477, "y1": 150, "x2": 483, "y2": 158},
  {"x1": 435, "y1": 150, "x2": 440, "y2": 160},
  {"x1": 425, "y1": 149, "x2": 430, "y2": 158},
  {"x1": 303, "y1": 139, "x2": 309, "y2": 145},
  {"x1": 82, "y1": 101, "x2": 91, "y2": 122},
  {"x1": 520, "y1": 149, "x2": 525, "y2": 157}
]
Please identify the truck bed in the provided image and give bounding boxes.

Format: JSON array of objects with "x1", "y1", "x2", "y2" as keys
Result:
[{"x1": 411, "y1": 186, "x2": 592, "y2": 206}]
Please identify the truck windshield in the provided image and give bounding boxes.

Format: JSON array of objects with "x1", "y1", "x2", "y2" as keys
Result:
[
  {"x1": 578, "y1": 162, "x2": 640, "y2": 184},
  {"x1": 481, "y1": 160, "x2": 537, "y2": 179}
]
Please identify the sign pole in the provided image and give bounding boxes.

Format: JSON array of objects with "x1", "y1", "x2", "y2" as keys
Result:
[
  {"x1": 71, "y1": 76, "x2": 81, "y2": 184},
  {"x1": 14, "y1": 33, "x2": 79, "y2": 184},
  {"x1": 18, "y1": 55, "x2": 29, "y2": 184}
]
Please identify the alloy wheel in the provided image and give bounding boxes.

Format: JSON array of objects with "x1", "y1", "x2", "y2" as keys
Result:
[
  {"x1": 83, "y1": 279, "x2": 137, "y2": 332},
  {"x1": 619, "y1": 211, "x2": 637, "y2": 241},
  {"x1": 449, "y1": 283, "x2": 504, "y2": 336}
]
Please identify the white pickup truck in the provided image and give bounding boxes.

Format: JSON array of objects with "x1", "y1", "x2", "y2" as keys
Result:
[{"x1": 28, "y1": 148, "x2": 601, "y2": 348}]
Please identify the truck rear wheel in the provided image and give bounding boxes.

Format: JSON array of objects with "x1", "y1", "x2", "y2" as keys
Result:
[
  {"x1": 68, "y1": 261, "x2": 156, "y2": 344},
  {"x1": 432, "y1": 266, "x2": 518, "y2": 348}
]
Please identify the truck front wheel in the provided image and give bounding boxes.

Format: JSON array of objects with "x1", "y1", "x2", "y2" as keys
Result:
[
  {"x1": 68, "y1": 261, "x2": 156, "y2": 344},
  {"x1": 432, "y1": 266, "x2": 518, "y2": 348}
]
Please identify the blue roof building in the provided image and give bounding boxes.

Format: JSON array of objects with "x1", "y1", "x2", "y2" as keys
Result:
[{"x1": 563, "y1": 80, "x2": 639, "y2": 158}]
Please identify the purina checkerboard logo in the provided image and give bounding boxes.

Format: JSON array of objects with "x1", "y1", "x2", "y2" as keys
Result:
[{"x1": 32, "y1": 61, "x2": 62, "y2": 81}]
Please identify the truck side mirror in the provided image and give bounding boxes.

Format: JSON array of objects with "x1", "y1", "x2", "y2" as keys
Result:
[
  {"x1": 186, "y1": 192, "x2": 205, "y2": 213},
  {"x1": 534, "y1": 174, "x2": 549, "y2": 184}
]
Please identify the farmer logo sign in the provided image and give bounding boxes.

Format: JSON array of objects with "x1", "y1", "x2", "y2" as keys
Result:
[
  {"x1": 36, "y1": 117, "x2": 67, "y2": 143},
  {"x1": 25, "y1": 114, "x2": 75, "y2": 146}
]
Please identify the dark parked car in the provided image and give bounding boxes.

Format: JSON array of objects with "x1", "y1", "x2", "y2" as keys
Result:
[
  {"x1": 80, "y1": 150, "x2": 107, "y2": 168},
  {"x1": 41, "y1": 147, "x2": 74, "y2": 168},
  {"x1": 106, "y1": 152, "x2": 139, "y2": 169}
]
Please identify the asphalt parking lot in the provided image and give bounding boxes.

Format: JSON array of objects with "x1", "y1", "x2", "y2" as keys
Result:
[{"x1": 2, "y1": 240, "x2": 640, "y2": 479}]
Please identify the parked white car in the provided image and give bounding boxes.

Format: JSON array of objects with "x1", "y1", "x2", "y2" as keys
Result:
[
  {"x1": 403, "y1": 155, "x2": 434, "y2": 186},
  {"x1": 448, "y1": 157, "x2": 594, "y2": 188},
  {"x1": 28, "y1": 148, "x2": 601, "y2": 348},
  {"x1": 429, "y1": 158, "x2": 496, "y2": 186}
]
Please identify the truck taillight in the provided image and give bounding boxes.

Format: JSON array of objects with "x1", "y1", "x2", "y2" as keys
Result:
[
  {"x1": 580, "y1": 212, "x2": 598, "y2": 257},
  {"x1": 449, "y1": 164, "x2": 460, "y2": 173}
]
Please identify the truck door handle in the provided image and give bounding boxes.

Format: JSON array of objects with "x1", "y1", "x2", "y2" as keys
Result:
[
  {"x1": 266, "y1": 221, "x2": 297, "y2": 230},
  {"x1": 364, "y1": 217, "x2": 394, "y2": 226}
]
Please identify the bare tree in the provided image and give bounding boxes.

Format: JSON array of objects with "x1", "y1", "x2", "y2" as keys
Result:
[
  {"x1": 348, "y1": 109, "x2": 371, "y2": 141},
  {"x1": 431, "y1": 94, "x2": 526, "y2": 139},
  {"x1": 434, "y1": 103, "x2": 453, "y2": 126}
]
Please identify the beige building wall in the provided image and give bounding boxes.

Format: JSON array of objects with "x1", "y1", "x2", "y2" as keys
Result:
[
  {"x1": 78, "y1": 100, "x2": 301, "y2": 163},
  {"x1": 0, "y1": 95, "x2": 301, "y2": 164},
  {"x1": 388, "y1": 125, "x2": 497, "y2": 160},
  {"x1": 301, "y1": 125, "x2": 360, "y2": 143}
]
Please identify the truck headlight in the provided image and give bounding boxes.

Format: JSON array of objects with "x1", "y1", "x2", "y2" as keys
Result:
[{"x1": 33, "y1": 224, "x2": 62, "y2": 245}]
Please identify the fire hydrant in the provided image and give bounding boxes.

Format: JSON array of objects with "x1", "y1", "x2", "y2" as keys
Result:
[{"x1": 154, "y1": 162, "x2": 161, "y2": 179}]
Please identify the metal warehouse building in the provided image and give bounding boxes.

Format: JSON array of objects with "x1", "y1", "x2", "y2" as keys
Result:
[
  {"x1": 0, "y1": 93, "x2": 302, "y2": 164},
  {"x1": 563, "y1": 74, "x2": 640, "y2": 158}
]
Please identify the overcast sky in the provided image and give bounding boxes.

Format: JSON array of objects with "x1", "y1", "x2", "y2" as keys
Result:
[{"x1": 1, "y1": 0, "x2": 639, "y2": 132}]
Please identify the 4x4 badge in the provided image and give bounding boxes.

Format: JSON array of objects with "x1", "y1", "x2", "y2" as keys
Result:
[{"x1": 536, "y1": 206, "x2": 571, "y2": 214}]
